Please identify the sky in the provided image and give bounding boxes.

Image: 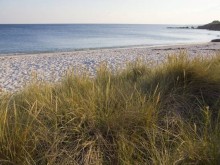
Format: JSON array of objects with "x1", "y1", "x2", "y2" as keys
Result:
[{"x1": 0, "y1": 0, "x2": 220, "y2": 24}]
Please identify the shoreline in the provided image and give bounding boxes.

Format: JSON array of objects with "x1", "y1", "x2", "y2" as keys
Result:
[
  {"x1": 1, "y1": 42, "x2": 220, "y2": 92},
  {"x1": 0, "y1": 42, "x2": 210, "y2": 58}
]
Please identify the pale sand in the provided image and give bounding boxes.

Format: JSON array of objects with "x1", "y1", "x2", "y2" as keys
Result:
[{"x1": 0, "y1": 42, "x2": 220, "y2": 92}]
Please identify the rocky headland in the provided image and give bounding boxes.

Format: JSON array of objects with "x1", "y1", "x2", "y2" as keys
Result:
[
  {"x1": 167, "y1": 20, "x2": 220, "y2": 31},
  {"x1": 198, "y1": 20, "x2": 220, "y2": 31}
]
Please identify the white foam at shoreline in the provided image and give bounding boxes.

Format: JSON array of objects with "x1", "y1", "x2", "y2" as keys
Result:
[{"x1": 0, "y1": 43, "x2": 220, "y2": 92}]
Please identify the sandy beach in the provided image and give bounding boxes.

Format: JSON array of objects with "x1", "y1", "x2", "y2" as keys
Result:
[{"x1": 1, "y1": 42, "x2": 220, "y2": 92}]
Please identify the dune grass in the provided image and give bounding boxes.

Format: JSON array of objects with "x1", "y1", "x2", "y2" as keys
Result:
[{"x1": 0, "y1": 53, "x2": 220, "y2": 164}]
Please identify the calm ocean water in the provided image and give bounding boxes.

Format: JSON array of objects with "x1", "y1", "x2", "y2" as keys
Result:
[{"x1": 0, "y1": 24, "x2": 219, "y2": 54}]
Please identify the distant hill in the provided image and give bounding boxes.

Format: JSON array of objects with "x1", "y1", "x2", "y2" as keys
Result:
[{"x1": 198, "y1": 20, "x2": 220, "y2": 31}]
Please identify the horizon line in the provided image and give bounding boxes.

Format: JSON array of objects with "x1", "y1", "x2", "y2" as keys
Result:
[{"x1": 0, "y1": 22, "x2": 202, "y2": 25}]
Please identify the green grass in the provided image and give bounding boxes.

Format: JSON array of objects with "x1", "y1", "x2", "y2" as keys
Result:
[{"x1": 1, "y1": 53, "x2": 220, "y2": 164}]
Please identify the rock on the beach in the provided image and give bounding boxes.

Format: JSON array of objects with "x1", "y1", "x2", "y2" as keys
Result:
[{"x1": 211, "y1": 39, "x2": 220, "y2": 42}]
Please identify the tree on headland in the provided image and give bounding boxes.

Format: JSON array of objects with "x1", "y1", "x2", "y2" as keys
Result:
[{"x1": 211, "y1": 20, "x2": 220, "y2": 24}]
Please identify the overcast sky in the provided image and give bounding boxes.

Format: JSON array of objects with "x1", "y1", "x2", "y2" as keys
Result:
[{"x1": 0, "y1": 0, "x2": 220, "y2": 24}]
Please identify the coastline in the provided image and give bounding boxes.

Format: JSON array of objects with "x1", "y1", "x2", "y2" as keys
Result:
[
  {"x1": 1, "y1": 42, "x2": 220, "y2": 92},
  {"x1": 0, "y1": 42, "x2": 208, "y2": 57}
]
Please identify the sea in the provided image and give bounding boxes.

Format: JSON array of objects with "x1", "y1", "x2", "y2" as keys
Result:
[{"x1": 0, "y1": 24, "x2": 219, "y2": 54}]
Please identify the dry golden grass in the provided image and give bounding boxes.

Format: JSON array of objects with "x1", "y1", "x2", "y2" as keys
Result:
[{"x1": 0, "y1": 53, "x2": 220, "y2": 164}]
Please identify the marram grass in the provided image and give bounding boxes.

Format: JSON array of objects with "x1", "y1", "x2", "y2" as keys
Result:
[{"x1": 1, "y1": 53, "x2": 220, "y2": 165}]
